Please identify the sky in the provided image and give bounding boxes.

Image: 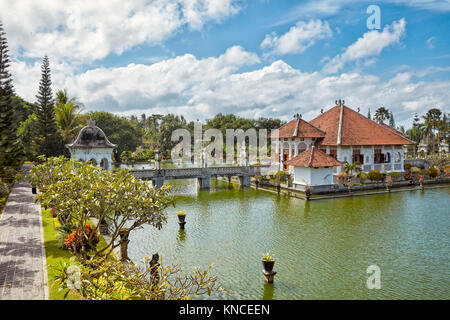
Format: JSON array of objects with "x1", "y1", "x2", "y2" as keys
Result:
[{"x1": 1, "y1": 0, "x2": 449, "y2": 129}]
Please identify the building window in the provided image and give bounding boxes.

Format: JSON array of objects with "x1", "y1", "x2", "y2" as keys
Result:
[
  {"x1": 329, "y1": 147, "x2": 337, "y2": 159},
  {"x1": 374, "y1": 148, "x2": 385, "y2": 164},
  {"x1": 385, "y1": 152, "x2": 391, "y2": 163},
  {"x1": 352, "y1": 148, "x2": 364, "y2": 164},
  {"x1": 396, "y1": 152, "x2": 401, "y2": 162}
]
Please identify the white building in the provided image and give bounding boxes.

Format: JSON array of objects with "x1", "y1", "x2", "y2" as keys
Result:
[
  {"x1": 66, "y1": 120, "x2": 117, "y2": 170},
  {"x1": 271, "y1": 100, "x2": 415, "y2": 186},
  {"x1": 286, "y1": 146, "x2": 343, "y2": 187}
]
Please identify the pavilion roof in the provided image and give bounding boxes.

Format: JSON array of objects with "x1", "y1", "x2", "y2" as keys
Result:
[
  {"x1": 309, "y1": 104, "x2": 415, "y2": 146},
  {"x1": 286, "y1": 146, "x2": 343, "y2": 168},
  {"x1": 269, "y1": 117, "x2": 326, "y2": 139}
]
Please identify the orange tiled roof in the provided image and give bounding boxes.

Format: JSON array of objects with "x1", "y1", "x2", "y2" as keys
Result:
[
  {"x1": 286, "y1": 146, "x2": 344, "y2": 168},
  {"x1": 309, "y1": 105, "x2": 415, "y2": 146},
  {"x1": 269, "y1": 117, "x2": 325, "y2": 139},
  {"x1": 379, "y1": 123, "x2": 408, "y2": 138}
]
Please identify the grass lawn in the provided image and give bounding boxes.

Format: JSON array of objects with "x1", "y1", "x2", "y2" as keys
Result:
[
  {"x1": 0, "y1": 196, "x2": 6, "y2": 216},
  {"x1": 41, "y1": 208, "x2": 114, "y2": 300},
  {"x1": 41, "y1": 208, "x2": 83, "y2": 300}
]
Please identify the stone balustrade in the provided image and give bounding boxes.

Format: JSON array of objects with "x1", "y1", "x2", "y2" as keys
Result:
[{"x1": 129, "y1": 165, "x2": 271, "y2": 189}]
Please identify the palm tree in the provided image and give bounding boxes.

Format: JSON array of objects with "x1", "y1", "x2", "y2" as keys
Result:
[
  {"x1": 343, "y1": 162, "x2": 361, "y2": 176},
  {"x1": 54, "y1": 89, "x2": 83, "y2": 144},
  {"x1": 374, "y1": 107, "x2": 390, "y2": 123},
  {"x1": 422, "y1": 108, "x2": 442, "y2": 154}
]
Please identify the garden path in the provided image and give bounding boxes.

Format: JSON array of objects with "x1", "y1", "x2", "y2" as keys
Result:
[{"x1": 0, "y1": 166, "x2": 49, "y2": 300}]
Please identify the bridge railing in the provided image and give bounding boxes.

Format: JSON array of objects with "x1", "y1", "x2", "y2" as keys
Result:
[{"x1": 129, "y1": 165, "x2": 271, "y2": 179}]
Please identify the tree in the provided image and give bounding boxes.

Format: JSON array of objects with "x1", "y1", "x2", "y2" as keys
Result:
[
  {"x1": 54, "y1": 89, "x2": 84, "y2": 145},
  {"x1": 12, "y1": 95, "x2": 35, "y2": 124},
  {"x1": 156, "y1": 114, "x2": 188, "y2": 158},
  {"x1": 88, "y1": 111, "x2": 144, "y2": 162},
  {"x1": 422, "y1": 108, "x2": 442, "y2": 154},
  {"x1": 32, "y1": 157, "x2": 228, "y2": 300},
  {"x1": 343, "y1": 162, "x2": 361, "y2": 176},
  {"x1": 17, "y1": 113, "x2": 40, "y2": 161},
  {"x1": 35, "y1": 56, "x2": 64, "y2": 157},
  {"x1": 29, "y1": 156, "x2": 174, "y2": 262},
  {"x1": 440, "y1": 112, "x2": 449, "y2": 145},
  {"x1": 374, "y1": 107, "x2": 390, "y2": 123},
  {"x1": 54, "y1": 251, "x2": 228, "y2": 300},
  {"x1": 0, "y1": 21, "x2": 23, "y2": 180},
  {"x1": 389, "y1": 111, "x2": 395, "y2": 128}
]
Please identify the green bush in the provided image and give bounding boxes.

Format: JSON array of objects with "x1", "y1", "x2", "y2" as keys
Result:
[
  {"x1": 404, "y1": 162, "x2": 412, "y2": 170},
  {"x1": 368, "y1": 169, "x2": 382, "y2": 181},
  {"x1": 0, "y1": 180, "x2": 10, "y2": 198},
  {"x1": 418, "y1": 169, "x2": 428, "y2": 176},
  {"x1": 359, "y1": 172, "x2": 369, "y2": 180},
  {"x1": 427, "y1": 166, "x2": 439, "y2": 178},
  {"x1": 388, "y1": 171, "x2": 402, "y2": 177}
]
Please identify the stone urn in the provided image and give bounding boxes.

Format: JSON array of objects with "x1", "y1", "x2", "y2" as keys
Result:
[
  {"x1": 262, "y1": 259, "x2": 275, "y2": 273},
  {"x1": 261, "y1": 252, "x2": 277, "y2": 283},
  {"x1": 177, "y1": 210, "x2": 186, "y2": 229}
]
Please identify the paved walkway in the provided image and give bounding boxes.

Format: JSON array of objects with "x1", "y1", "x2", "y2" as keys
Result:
[{"x1": 0, "y1": 174, "x2": 49, "y2": 300}]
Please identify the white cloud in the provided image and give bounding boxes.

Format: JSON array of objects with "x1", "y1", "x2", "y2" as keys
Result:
[
  {"x1": 261, "y1": 19, "x2": 332, "y2": 55},
  {"x1": 10, "y1": 45, "x2": 449, "y2": 130},
  {"x1": 323, "y1": 19, "x2": 406, "y2": 74},
  {"x1": 426, "y1": 36, "x2": 436, "y2": 49},
  {"x1": 0, "y1": 0, "x2": 241, "y2": 64}
]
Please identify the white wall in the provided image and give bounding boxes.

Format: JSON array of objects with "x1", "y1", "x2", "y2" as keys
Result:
[
  {"x1": 293, "y1": 166, "x2": 334, "y2": 186},
  {"x1": 69, "y1": 147, "x2": 115, "y2": 170},
  {"x1": 310, "y1": 167, "x2": 334, "y2": 185}
]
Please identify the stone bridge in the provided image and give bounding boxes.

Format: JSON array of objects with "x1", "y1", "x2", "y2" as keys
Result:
[{"x1": 129, "y1": 165, "x2": 272, "y2": 189}]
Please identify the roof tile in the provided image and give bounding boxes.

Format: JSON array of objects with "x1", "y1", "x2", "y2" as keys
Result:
[
  {"x1": 309, "y1": 105, "x2": 414, "y2": 146},
  {"x1": 286, "y1": 146, "x2": 343, "y2": 167}
]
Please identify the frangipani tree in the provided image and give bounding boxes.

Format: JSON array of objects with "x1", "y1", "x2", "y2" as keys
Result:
[{"x1": 29, "y1": 156, "x2": 174, "y2": 263}]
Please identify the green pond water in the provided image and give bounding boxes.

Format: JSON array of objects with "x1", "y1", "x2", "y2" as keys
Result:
[{"x1": 128, "y1": 178, "x2": 450, "y2": 300}]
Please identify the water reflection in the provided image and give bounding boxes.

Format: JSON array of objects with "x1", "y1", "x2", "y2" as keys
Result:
[
  {"x1": 303, "y1": 201, "x2": 310, "y2": 218},
  {"x1": 177, "y1": 229, "x2": 186, "y2": 245},
  {"x1": 262, "y1": 283, "x2": 275, "y2": 300}
]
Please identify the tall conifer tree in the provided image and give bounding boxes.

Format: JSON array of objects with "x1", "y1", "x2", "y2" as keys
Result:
[
  {"x1": 35, "y1": 55, "x2": 63, "y2": 157},
  {"x1": 0, "y1": 21, "x2": 23, "y2": 180},
  {"x1": 389, "y1": 111, "x2": 395, "y2": 128}
]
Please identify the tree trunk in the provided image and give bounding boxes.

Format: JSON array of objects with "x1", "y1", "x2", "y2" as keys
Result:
[{"x1": 119, "y1": 229, "x2": 131, "y2": 261}]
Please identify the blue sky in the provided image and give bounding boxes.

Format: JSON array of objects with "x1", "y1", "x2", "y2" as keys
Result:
[
  {"x1": 1, "y1": 0, "x2": 449, "y2": 128},
  {"x1": 101, "y1": 1, "x2": 450, "y2": 79}
]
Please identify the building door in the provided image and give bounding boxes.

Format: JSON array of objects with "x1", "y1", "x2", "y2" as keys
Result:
[{"x1": 283, "y1": 152, "x2": 289, "y2": 170}]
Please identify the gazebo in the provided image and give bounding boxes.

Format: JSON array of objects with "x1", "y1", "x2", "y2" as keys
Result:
[
  {"x1": 286, "y1": 146, "x2": 343, "y2": 187},
  {"x1": 439, "y1": 141, "x2": 449, "y2": 154},
  {"x1": 417, "y1": 140, "x2": 428, "y2": 157},
  {"x1": 66, "y1": 120, "x2": 117, "y2": 170}
]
